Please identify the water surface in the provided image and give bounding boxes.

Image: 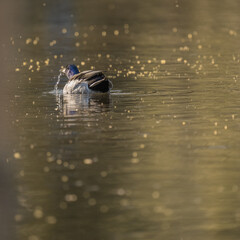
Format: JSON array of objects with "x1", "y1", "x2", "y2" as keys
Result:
[{"x1": 1, "y1": 0, "x2": 240, "y2": 240}]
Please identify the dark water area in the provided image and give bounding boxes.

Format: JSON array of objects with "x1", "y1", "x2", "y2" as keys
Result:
[{"x1": 1, "y1": 0, "x2": 240, "y2": 239}]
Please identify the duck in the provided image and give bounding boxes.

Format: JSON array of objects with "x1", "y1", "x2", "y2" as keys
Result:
[{"x1": 61, "y1": 64, "x2": 113, "y2": 94}]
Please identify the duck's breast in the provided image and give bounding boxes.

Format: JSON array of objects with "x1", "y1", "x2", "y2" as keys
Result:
[{"x1": 63, "y1": 80, "x2": 91, "y2": 94}]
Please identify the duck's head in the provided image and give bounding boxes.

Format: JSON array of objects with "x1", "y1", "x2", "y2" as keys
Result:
[{"x1": 60, "y1": 64, "x2": 79, "y2": 79}]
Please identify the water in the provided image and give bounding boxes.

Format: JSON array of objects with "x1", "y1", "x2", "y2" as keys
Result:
[
  {"x1": 1, "y1": 0, "x2": 240, "y2": 239},
  {"x1": 54, "y1": 73, "x2": 63, "y2": 92}
]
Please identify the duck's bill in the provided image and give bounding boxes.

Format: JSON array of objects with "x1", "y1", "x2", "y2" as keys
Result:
[{"x1": 60, "y1": 68, "x2": 66, "y2": 74}]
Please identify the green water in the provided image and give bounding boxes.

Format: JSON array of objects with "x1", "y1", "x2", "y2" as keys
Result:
[{"x1": 1, "y1": 0, "x2": 240, "y2": 239}]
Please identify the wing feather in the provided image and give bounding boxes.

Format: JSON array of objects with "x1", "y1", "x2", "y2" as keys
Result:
[{"x1": 70, "y1": 70, "x2": 111, "y2": 92}]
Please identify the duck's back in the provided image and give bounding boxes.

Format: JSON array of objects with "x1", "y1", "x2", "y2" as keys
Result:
[{"x1": 63, "y1": 70, "x2": 112, "y2": 94}]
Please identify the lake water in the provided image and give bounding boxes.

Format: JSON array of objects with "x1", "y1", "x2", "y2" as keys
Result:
[{"x1": 1, "y1": 0, "x2": 240, "y2": 239}]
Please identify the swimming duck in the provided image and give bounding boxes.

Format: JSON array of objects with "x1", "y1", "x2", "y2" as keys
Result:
[{"x1": 61, "y1": 64, "x2": 113, "y2": 94}]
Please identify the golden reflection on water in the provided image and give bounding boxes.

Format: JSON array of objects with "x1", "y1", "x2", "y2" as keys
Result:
[{"x1": 2, "y1": 0, "x2": 240, "y2": 239}]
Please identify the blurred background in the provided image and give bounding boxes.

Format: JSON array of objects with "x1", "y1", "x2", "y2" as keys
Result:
[{"x1": 1, "y1": 0, "x2": 240, "y2": 239}]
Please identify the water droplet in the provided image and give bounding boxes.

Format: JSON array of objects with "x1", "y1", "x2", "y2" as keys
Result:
[
  {"x1": 54, "y1": 73, "x2": 62, "y2": 91},
  {"x1": 28, "y1": 235, "x2": 39, "y2": 240},
  {"x1": 46, "y1": 216, "x2": 57, "y2": 224},
  {"x1": 14, "y1": 152, "x2": 21, "y2": 159},
  {"x1": 61, "y1": 175, "x2": 69, "y2": 182},
  {"x1": 33, "y1": 207, "x2": 43, "y2": 219},
  {"x1": 152, "y1": 191, "x2": 159, "y2": 199},
  {"x1": 100, "y1": 205, "x2": 109, "y2": 213},
  {"x1": 88, "y1": 198, "x2": 97, "y2": 206},
  {"x1": 62, "y1": 28, "x2": 67, "y2": 34},
  {"x1": 83, "y1": 158, "x2": 93, "y2": 165},
  {"x1": 65, "y1": 194, "x2": 78, "y2": 202},
  {"x1": 14, "y1": 214, "x2": 23, "y2": 222},
  {"x1": 114, "y1": 30, "x2": 119, "y2": 36}
]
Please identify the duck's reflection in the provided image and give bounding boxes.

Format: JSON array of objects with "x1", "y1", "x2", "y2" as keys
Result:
[{"x1": 56, "y1": 93, "x2": 112, "y2": 118}]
